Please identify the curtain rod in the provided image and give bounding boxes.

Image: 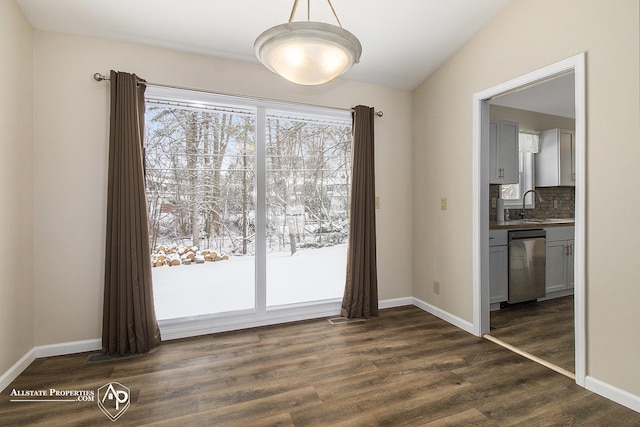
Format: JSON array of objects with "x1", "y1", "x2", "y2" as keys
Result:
[{"x1": 93, "y1": 73, "x2": 383, "y2": 117}]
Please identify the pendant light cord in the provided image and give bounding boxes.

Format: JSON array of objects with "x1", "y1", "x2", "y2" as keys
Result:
[
  {"x1": 288, "y1": 0, "x2": 343, "y2": 28},
  {"x1": 288, "y1": 0, "x2": 300, "y2": 22},
  {"x1": 326, "y1": 0, "x2": 343, "y2": 28}
]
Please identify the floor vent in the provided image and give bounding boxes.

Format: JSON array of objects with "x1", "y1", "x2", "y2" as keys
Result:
[{"x1": 328, "y1": 317, "x2": 367, "y2": 326}]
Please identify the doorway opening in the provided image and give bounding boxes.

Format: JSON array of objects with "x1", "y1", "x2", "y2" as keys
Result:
[{"x1": 472, "y1": 53, "x2": 586, "y2": 386}]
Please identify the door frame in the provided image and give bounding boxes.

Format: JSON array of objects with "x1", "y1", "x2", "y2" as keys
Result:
[{"x1": 471, "y1": 53, "x2": 586, "y2": 386}]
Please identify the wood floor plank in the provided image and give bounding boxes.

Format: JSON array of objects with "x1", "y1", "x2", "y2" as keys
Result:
[
  {"x1": 423, "y1": 408, "x2": 495, "y2": 426},
  {"x1": 136, "y1": 387, "x2": 319, "y2": 426},
  {"x1": 490, "y1": 296, "x2": 575, "y2": 372},
  {"x1": 1, "y1": 305, "x2": 639, "y2": 426}
]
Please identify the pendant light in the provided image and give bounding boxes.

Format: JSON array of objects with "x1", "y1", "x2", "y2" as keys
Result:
[{"x1": 254, "y1": 0, "x2": 362, "y2": 85}]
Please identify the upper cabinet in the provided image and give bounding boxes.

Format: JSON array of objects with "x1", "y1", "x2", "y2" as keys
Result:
[
  {"x1": 489, "y1": 120, "x2": 519, "y2": 184},
  {"x1": 536, "y1": 128, "x2": 575, "y2": 187}
]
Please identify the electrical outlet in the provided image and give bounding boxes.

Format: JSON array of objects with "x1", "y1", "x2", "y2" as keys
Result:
[
  {"x1": 554, "y1": 199, "x2": 558, "y2": 209},
  {"x1": 440, "y1": 198, "x2": 447, "y2": 210},
  {"x1": 375, "y1": 196, "x2": 380, "y2": 209},
  {"x1": 433, "y1": 281, "x2": 440, "y2": 295},
  {"x1": 491, "y1": 197, "x2": 497, "y2": 209}
]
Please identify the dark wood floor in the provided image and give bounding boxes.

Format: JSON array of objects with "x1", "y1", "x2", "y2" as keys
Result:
[
  {"x1": 490, "y1": 296, "x2": 575, "y2": 373},
  {"x1": 2, "y1": 305, "x2": 639, "y2": 426}
]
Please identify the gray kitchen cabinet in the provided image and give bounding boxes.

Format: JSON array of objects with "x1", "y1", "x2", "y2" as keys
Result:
[
  {"x1": 489, "y1": 120, "x2": 519, "y2": 184},
  {"x1": 545, "y1": 226, "x2": 574, "y2": 294},
  {"x1": 489, "y1": 229, "x2": 508, "y2": 304},
  {"x1": 536, "y1": 128, "x2": 575, "y2": 187}
]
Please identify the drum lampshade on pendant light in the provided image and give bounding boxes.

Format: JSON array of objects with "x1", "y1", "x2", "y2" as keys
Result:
[{"x1": 254, "y1": 0, "x2": 362, "y2": 85}]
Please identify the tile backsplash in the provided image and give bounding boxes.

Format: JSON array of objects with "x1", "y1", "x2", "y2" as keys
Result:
[{"x1": 490, "y1": 185, "x2": 575, "y2": 222}]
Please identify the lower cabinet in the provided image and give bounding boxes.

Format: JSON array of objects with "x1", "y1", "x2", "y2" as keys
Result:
[
  {"x1": 490, "y1": 226, "x2": 574, "y2": 306},
  {"x1": 545, "y1": 227, "x2": 575, "y2": 294},
  {"x1": 489, "y1": 230, "x2": 508, "y2": 304}
]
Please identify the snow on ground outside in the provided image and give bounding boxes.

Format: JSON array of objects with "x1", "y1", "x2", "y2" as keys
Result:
[{"x1": 152, "y1": 244, "x2": 347, "y2": 320}]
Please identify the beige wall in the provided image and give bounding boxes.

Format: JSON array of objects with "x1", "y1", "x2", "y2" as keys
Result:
[
  {"x1": 413, "y1": 0, "x2": 640, "y2": 396},
  {"x1": 32, "y1": 32, "x2": 414, "y2": 345},
  {"x1": 0, "y1": 0, "x2": 35, "y2": 375}
]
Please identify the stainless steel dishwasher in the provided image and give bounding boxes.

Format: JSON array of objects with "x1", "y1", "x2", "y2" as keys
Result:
[{"x1": 508, "y1": 229, "x2": 546, "y2": 304}]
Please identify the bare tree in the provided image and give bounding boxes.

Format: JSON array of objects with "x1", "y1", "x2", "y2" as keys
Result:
[{"x1": 145, "y1": 103, "x2": 350, "y2": 258}]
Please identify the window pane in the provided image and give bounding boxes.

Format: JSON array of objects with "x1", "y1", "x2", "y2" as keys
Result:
[
  {"x1": 265, "y1": 116, "x2": 351, "y2": 306},
  {"x1": 501, "y1": 183, "x2": 520, "y2": 200},
  {"x1": 145, "y1": 105, "x2": 256, "y2": 319},
  {"x1": 501, "y1": 151, "x2": 525, "y2": 200}
]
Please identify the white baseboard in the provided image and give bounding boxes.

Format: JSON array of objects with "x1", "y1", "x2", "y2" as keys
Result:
[
  {"x1": 0, "y1": 349, "x2": 36, "y2": 393},
  {"x1": 35, "y1": 339, "x2": 102, "y2": 358},
  {"x1": 0, "y1": 339, "x2": 103, "y2": 393},
  {"x1": 379, "y1": 297, "x2": 414, "y2": 309},
  {"x1": 411, "y1": 297, "x2": 476, "y2": 335},
  {"x1": 585, "y1": 376, "x2": 640, "y2": 413},
  {"x1": 0, "y1": 339, "x2": 101, "y2": 393}
]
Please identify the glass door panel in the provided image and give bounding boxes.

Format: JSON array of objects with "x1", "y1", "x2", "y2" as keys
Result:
[
  {"x1": 264, "y1": 115, "x2": 351, "y2": 307},
  {"x1": 145, "y1": 104, "x2": 256, "y2": 320}
]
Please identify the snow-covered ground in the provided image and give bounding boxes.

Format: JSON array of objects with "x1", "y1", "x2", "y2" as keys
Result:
[{"x1": 152, "y1": 244, "x2": 347, "y2": 320}]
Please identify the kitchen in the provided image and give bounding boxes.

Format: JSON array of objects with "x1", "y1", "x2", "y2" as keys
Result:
[{"x1": 486, "y1": 73, "x2": 576, "y2": 374}]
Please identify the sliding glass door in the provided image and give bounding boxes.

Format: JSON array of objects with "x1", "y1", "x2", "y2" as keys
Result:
[{"x1": 143, "y1": 87, "x2": 351, "y2": 321}]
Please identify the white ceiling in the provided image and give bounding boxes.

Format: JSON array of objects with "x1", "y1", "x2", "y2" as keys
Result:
[
  {"x1": 16, "y1": 0, "x2": 513, "y2": 90},
  {"x1": 490, "y1": 73, "x2": 576, "y2": 119}
]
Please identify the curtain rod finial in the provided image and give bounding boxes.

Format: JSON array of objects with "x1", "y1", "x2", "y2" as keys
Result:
[{"x1": 94, "y1": 72, "x2": 109, "y2": 82}]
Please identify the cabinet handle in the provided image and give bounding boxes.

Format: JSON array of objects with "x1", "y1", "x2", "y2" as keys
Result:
[{"x1": 565, "y1": 244, "x2": 573, "y2": 256}]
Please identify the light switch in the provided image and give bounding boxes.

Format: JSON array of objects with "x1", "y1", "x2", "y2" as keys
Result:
[
  {"x1": 375, "y1": 196, "x2": 380, "y2": 209},
  {"x1": 441, "y1": 198, "x2": 447, "y2": 210}
]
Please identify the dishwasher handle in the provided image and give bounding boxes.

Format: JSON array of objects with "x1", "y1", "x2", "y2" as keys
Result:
[{"x1": 508, "y1": 229, "x2": 545, "y2": 241}]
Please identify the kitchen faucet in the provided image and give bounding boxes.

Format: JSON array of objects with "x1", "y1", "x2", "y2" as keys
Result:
[{"x1": 521, "y1": 189, "x2": 543, "y2": 219}]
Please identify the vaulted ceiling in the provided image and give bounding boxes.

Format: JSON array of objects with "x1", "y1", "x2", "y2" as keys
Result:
[{"x1": 16, "y1": 0, "x2": 512, "y2": 90}]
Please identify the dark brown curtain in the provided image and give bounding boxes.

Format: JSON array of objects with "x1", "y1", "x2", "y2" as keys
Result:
[
  {"x1": 341, "y1": 105, "x2": 379, "y2": 318},
  {"x1": 102, "y1": 70, "x2": 161, "y2": 355}
]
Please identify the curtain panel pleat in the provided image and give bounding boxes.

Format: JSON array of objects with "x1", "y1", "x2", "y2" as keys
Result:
[
  {"x1": 102, "y1": 70, "x2": 161, "y2": 355},
  {"x1": 341, "y1": 105, "x2": 379, "y2": 319}
]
